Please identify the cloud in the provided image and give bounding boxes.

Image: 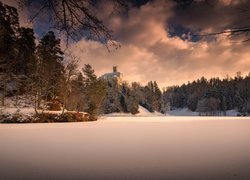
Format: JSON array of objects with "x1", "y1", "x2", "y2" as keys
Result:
[
  {"x1": 171, "y1": 0, "x2": 250, "y2": 34},
  {"x1": 112, "y1": 0, "x2": 174, "y2": 47},
  {"x1": 66, "y1": 0, "x2": 250, "y2": 88},
  {"x1": 1, "y1": 0, "x2": 246, "y2": 88}
]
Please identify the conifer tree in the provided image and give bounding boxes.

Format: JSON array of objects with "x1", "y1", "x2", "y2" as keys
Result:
[
  {"x1": 0, "y1": 2, "x2": 19, "y2": 106},
  {"x1": 36, "y1": 31, "x2": 64, "y2": 111},
  {"x1": 16, "y1": 27, "x2": 36, "y2": 77},
  {"x1": 82, "y1": 64, "x2": 106, "y2": 116}
]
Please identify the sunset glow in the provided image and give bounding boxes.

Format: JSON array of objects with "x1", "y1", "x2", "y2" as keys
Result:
[{"x1": 3, "y1": 0, "x2": 250, "y2": 87}]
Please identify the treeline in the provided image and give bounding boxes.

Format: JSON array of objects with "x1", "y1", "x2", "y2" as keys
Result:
[
  {"x1": 101, "y1": 80, "x2": 162, "y2": 114},
  {"x1": 162, "y1": 74, "x2": 250, "y2": 115}
]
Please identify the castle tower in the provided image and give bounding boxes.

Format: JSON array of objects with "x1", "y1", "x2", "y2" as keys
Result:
[
  {"x1": 101, "y1": 66, "x2": 122, "y2": 84},
  {"x1": 113, "y1": 66, "x2": 117, "y2": 73}
]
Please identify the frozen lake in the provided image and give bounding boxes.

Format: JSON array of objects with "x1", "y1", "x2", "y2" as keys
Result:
[{"x1": 0, "y1": 116, "x2": 250, "y2": 179}]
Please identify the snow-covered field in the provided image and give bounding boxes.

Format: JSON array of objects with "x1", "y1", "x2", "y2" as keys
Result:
[{"x1": 0, "y1": 116, "x2": 250, "y2": 179}]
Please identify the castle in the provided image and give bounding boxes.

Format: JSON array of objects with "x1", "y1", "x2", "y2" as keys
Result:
[{"x1": 101, "y1": 66, "x2": 123, "y2": 83}]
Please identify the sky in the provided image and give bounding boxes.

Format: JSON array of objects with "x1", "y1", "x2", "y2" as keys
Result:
[{"x1": 3, "y1": 0, "x2": 250, "y2": 88}]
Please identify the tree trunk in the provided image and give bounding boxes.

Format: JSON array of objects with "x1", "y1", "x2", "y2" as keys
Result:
[
  {"x1": 1, "y1": 79, "x2": 7, "y2": 107},
  {"x1": 1, "y1": 95, "x2": 4, "y2": 107},
  {"x1": 34, "y1": 91, "x2": 38, "y2": 114},
  {"x1": 62, "y1": 94, "x2": 66, "y2": 114}
]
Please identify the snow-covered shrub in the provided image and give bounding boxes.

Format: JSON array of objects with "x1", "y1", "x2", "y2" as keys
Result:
[{"x1": 1, "y1": 113, "x2": 33, "y2": 123}]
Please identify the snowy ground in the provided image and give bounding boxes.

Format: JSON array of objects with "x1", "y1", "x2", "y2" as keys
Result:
[
  {"x1": 103, "y1": 105, "x2": 164, "y2": 117},
  {"x1": 104, "y1": 105, "x2": 240, "y2": 117},
  {"x1": 0, "y1": 116, "x2": 250, "y2": 179},
  {"x1": 1, "y1": 97, "x2": 240, "y2": 117},
  {"x1": 164, "y1": 108, "x2": 239, "y2": 116}
]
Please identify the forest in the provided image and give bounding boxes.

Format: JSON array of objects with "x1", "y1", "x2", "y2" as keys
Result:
[
  {"x1": 0, "y1": 2, "x2": 249, "y2": 123},
  {"x1": 163, "y1": 74, "x2": 250, "y2": 116}
]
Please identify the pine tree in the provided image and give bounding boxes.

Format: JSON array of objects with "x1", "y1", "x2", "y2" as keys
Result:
[
  {"x1": 13, "y1": 27, "x2": 37, "y2": 106},
  {"x1": 153, "y1": 81, "x2": 162, "y2": 112},
  {"x1": 221, "y1": 96, "x2": 227, "y2": 116},
  {"x1": 141, "y1": 81, "x2": 162, "y2": 112},
  {"x1": 82, "y1": 64, "x2": 106, "y2": 116},
  {"x1": 121, "y1": 82, "x2": 139, "y2": 114},
  {"x1": 0, "y1": 2, "x2": 19, "y2": 106},
  {"x1": 16, "y1": 27, "x2": 36, "y2": 77},
  {"x1": 36, "y1": 31, "x2": 64, "y2": 111},
  {"x1": 101, "y1": 78, "x2": 122, "y2": 113}
]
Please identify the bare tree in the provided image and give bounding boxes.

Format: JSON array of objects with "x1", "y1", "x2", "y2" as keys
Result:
[
  {"x1": 19, "y1": 0, "x2": 128, "y2": 48},
  {"x1": 62, "y1": 53, "x2": 79, "y2": 114}
]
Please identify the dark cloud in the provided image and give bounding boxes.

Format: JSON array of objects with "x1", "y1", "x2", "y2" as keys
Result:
[
  {"x1": 131, "y1": 0, "x2": 151, "y2": 7},
  {"x1": 171, "y1": 0, "x2": 250, "y2": 34}
]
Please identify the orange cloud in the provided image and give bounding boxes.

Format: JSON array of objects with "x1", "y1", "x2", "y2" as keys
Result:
[{"x1": 67, "y1": 0, "x2": 250, "y2": 89}]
